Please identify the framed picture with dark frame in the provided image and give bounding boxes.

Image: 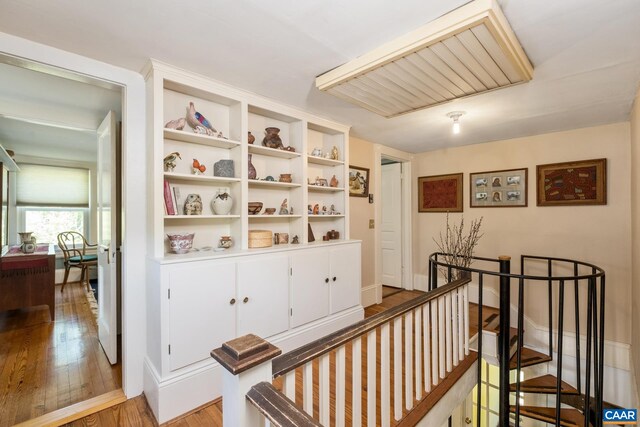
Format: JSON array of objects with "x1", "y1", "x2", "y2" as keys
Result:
[
  {"x1": 348, "y1": 165, "x2": 370, "y2": 197},
  {"x1": 536, "y1": 158, "x2": 607, "y2": 206},
  {"x1": 470, "y1": 167, "x2": 528, "y2": 208},
  {"x1": 418, "y1": 173, "x2": 463, "y2": 213}
]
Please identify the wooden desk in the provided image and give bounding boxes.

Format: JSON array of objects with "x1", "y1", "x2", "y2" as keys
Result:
[{"x1": 0, "y1": 244, "x2": 55, "y2": 321}]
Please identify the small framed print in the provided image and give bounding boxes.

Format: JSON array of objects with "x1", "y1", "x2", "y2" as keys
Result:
[
  {"x1": 470, "y1": 168, "x2": 528, "y2": 207},
  {"x1": 349, "y1": 165, "x2": 370, "y2": 197}
]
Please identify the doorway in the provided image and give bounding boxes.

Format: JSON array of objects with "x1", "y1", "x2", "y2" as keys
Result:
[{"x1": 0, "y1": 58, "x2": 123, "y2": 425}]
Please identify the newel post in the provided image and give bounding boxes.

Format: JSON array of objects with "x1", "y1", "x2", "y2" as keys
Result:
[
  {"x1": 211, "y1": 334, "x2": 281, "y2": 427},
  {"x1": 498, "y1": 255, "x2": 511, "y2": 427}
]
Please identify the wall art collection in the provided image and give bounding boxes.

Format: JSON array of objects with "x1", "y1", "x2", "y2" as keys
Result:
[{"x1": 419, "y1": 158, "x2": 607, "y2": 212}]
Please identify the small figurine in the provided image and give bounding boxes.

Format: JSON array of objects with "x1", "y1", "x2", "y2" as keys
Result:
[
  {"x1": 313, "y1": 204, "x2": 320, "y2": 215},
  {"x1": 184, "y1": 194, "x2": 203, "y2": 215},
  {"x1": 330, "y1": 175, "x2": 339, "y2": 188},
  {"x1": 329, "y1": 204, "x2": 337, "y2": 215},
  {"x1": 279, "y1": 198, "x2": 289, "y2": 215},
  {"x1": 311, "y1": 147, "x2": 323, "y2": 157},
  {"x1": 192, "y1": 158, "x2": 206, "y2": 174},
  {"x1": 331, "y1": 145, "x2": 339, "y2": 160},
  {"x1": 321, "y1": 205, "x2": 328, "y2": 215},
  {"x1": 292, "y1": 235, "x2": 299, "y2": 244},
  {"x1": 164, "y1": 118, "x2": 186, "y2": 131},
  {"x1": 248, "y1": 131, "x2": 255, "y2": 145},
  {"x1": 186, "y1": 102, "x2": 224, "y2": 138},
  {"x1": 308, "y1": 204, "x2": 313, "y2": 214},
  {"x1": 163, "y1": 152, "x2": 181, "y2": 172}
]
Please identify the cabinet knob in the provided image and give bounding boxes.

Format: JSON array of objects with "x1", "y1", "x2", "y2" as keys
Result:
[
  {"x1": 325, "y1": 278, "x2": 329, "y2": 283},
  {"x1": 243, "y1": 297, "x2": 249, "y2": 303},
  {"x1": 332, "y1": 277, "x2": 337, "y2": 282},
  {"x1": 229, "y1": 298, "x2": 236, "y2": 305}
]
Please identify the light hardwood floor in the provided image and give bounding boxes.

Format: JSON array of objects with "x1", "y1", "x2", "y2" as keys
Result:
[{"x1": 0, "y1": 282, "x2": 121, "y2": 426}]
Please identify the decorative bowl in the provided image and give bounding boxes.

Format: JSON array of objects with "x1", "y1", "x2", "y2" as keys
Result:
[
  {"x1": 167, "y1": 233, "x2": 195, "y2": 254},
  {"x1": 248, "y1": 202, "x2": 263, "y2": 215},
  {"x1": 264, "y1": 208, "x2": 276, "y2": 215}
]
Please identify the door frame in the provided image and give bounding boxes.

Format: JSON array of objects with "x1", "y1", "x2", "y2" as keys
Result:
[
  {"x1": 374, "y1": 144, "x2": 413, "y2": 303},
  {"x1": 0, "y1": 33, "x2": 147, "y2": 398}
]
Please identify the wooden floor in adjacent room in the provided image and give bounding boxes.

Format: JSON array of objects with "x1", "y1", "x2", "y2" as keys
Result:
[{"x1": 0, "y1": 282, "x2": 121, "y2": 426}]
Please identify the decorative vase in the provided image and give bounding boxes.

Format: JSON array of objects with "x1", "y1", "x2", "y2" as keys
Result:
[
  {"x1": 262, "y1": 127, "x2": 283, "y2": 149},
  {"x1": 167, "y1": 233, "x2": 195, "y2": 254},
  {"x1": 19, "y1": 232, "x2": 36, "y2": 254},
  {"x1": 248, "y1": 154, "x2": 257, "y2": 180},
  {"x1": 248, "y1": 131, "x2": 255, "y2": 145},
  {"x1": 211, "y1": 191, "x2": 233, "y2": 215},
  {"x1": 219, "y1": 236, "x2": 233, "y2": 249}
]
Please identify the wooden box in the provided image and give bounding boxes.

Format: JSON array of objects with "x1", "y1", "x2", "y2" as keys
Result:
[{"x1": 248, "y1": 230, "x2": 273, "y2": 248}]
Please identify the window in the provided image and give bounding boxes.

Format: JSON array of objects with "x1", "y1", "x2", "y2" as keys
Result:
[
  {"x1": 16, "y1": 164, "x2": 90, "y2": 245},
  {"x1": 471, "y1": 359, "x2": 524, "y2": 426}
]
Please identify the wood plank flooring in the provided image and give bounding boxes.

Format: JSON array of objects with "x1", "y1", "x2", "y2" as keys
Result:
[
  {"x1": 0, "y1": 282, "x2": 121, "y2": 426},
  {"x1": 64, "y1": 289, "x2": 487, "y2": 426}
]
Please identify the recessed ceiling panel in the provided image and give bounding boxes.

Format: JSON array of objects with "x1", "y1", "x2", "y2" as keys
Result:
[{"x1": 316, "y1": 0, "x2": 533, "y2": 117}]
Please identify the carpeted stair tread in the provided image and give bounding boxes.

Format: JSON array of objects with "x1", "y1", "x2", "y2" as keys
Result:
[
  {"x1": 510, "y1": 406, "x2": 591, "y2": 427},
  {"x1": 509, "y1": 374, "x2": 579, "y2": 395},
  {"x1": 510, "y1": 347, "x2": 552, "y2": 369}
]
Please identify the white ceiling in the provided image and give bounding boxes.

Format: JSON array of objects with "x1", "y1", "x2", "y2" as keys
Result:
[{"x1": 0, "y1": 0, "x2": 639, "y2": 153}]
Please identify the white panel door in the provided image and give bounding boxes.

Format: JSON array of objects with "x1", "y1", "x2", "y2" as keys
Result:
[
  {"x1": 168, "y1": 260, "x2": 236, "y2": 371},
  {"x1": 290, "y1": 248, "x2": 330, "y2": 328},
  {"x1": 97, "y1": 111, "x2": 118, "y2": 364},
  {"x1": 329, "y1": 243, "x2": 361, "y2": 314},
  {"x1": 237, "y1": 254, "x2": 289, "y2": 338},
  {"x1": 381, "y1": 163, "x2": 403, "y2": 288}
]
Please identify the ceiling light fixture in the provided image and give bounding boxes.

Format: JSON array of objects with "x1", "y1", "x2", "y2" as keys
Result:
[{"x1": 447, "y1": 111, "x2": 465, "y2": 134}]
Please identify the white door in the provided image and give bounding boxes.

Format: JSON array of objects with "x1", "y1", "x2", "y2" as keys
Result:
[
  {"x1": 290, "y1": 248, "x2": 330, "y2": 328},
  {"x1": 97, "y1": 111, "x2": 118, "y2": 364},
  {"x1": 329, "y1": 243, "x2": 361, "y2": 314},
  {"x1": 381, "y1": 163, "x2": 403, "y2": 288},
  {"x1": 237, "y1": 254, "x2": 289, "y2": 338}
]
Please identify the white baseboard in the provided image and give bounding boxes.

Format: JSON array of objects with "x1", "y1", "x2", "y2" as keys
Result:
[
  {"x1": 361, "y1": 284, "x2": 381, "y2": 307},
  {"x1": 144, "y1": 306, "x2": 364, "y2": 423}
]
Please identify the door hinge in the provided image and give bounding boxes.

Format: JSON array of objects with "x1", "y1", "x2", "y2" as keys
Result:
[
  {"x1": 168, "y1": 344, "x2": 171, "y2": 355},
  {"x1": 168, "y1": 289, "x2": 171, "y2": 299},
  {"x1": 290, "y1": 267, "x2": 292, "y2": 276},
  {"x1": 290, "y1": 308, "x2": 293, "y2": 316}
]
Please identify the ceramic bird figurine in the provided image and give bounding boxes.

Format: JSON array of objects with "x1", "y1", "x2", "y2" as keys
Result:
[
  {"x1": 192, "y1": 158, "x2": 206, "y2": 174},
  {"x1": 163, "y1": 152, "x2": 181, "y2": 172},
  {"x1": 164, "y1": 117, "x2": 186, "y2": 131},
  {"x1": 186, "y1": 102, "x2": 224, "y2": 138}
]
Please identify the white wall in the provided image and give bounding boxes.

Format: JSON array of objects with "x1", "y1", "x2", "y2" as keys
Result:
[
  {"x1": 413, "y1": 123, "x2": 632, "y2": 346},
  {"x1": 631, "y1": 88, "x2": 640, "y2": 399}
]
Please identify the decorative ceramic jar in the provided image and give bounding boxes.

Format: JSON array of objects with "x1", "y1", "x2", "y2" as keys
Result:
[
  {"x1": 219, "y1": 236, "x2": 233, "y2": 249},
  {"x1": 262, "y1": 127, "x2": 283, "y2": 149},
  {"x1": 248, "y1": 154, "x2": 257, "y2": 180},
  {"x1": 248, "y1": 131, "x2": 255, "y2": 145},
  {"x1": 211, "y1": 191, "x2": 233, "y2": 215},
  {"x1": 19, "y1": 232, "x2": 36, "y2": 254},
  {"x1": 167, "y1": 233, "x2": 195, "y2": 254},
  {"x1": 279, "y1": 173, "x2": 292, "y2": 183}
]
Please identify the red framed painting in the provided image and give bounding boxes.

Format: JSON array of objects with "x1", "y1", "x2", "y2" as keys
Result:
[{"x1": 418, "y1": 173, "x2": 463, "y2": 213}]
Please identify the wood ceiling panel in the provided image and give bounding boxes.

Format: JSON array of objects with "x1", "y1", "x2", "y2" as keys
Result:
[{"x1": 456, "y1": 28, "x2": 510, "y2": 86}]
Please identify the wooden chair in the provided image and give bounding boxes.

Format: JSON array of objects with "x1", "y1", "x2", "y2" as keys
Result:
[{"x1": 57, "y1": 231, "x2": 97, "y2": 293}]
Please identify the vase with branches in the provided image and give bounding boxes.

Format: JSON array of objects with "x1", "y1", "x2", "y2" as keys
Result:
[{"x1": 433, "y1": 213, "x2": 483, "y2": 281}]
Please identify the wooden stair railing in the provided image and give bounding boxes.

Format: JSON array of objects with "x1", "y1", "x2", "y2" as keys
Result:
[{"x1": 429, "y1": 253, "x2": 606, "y2": 427}]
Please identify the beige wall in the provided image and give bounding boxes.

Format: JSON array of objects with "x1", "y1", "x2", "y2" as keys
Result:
[
  {"x1": 349, "y1": 136, "x2": 376, "y2": 290},
  {"x1": 413, "y1": 123, "x2": 632, "y2": 344},
  {"x1": 631, "y1": 90, "x2": 640, "y2": 390}
]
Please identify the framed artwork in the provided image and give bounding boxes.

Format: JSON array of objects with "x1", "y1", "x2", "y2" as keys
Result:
[
  {"x1": 470, "y1": 168, "x2": 528, "y2": 208},
  {"x1": 537, "y1": 158, "x2": 606, "y2": 206},
  {"x1": 349, "y1": 165, "x2": 370, "y2": 197},
  {"x1": 418, "y1": 173, "x2": 463, "y2": 213}
]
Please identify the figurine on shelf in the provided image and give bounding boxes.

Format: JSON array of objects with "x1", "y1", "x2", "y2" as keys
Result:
[
  {"x1": 163, "y1": 152, "x2": 181, "y2": 172},
  {"x1": 308, "y1": 204, "x2": 313, "y2": 214},
  {"x1": 329, "y1": 204, "x2": 338, "y2": 215},
  {"x1": 186, "y1": 102, "x2": 225, "y2": 138},
  {"x1": 330, "y1": 175, "x2": 339, "y2": 188},
  {"x1": 248, "y1": 131, "x2": 255, "y2": 145},
  {"x1": 164, "y1": 118, "x2": 186, "y2": 131},
  {"x1": 292, "y1": 235, "x2": 299, "y2": 244},
  {"x1": 331, "y1": 145, "x2": 339, "y2": 160},
  {"x1": 313, "y1": 204, "x2": 319, "y2": 215},
  {"x1": 192, "y1": 158, "x2": 206, "y2": 174},
  {"x1": 219, "y1": 236, "x2": 233, "y2": 249},
  {"x1": 183, "y1": 194, "x2": 203, "y2": 215},
  {"x1": 311, "y1": 147, "x2": 322, "y2": 157},
  {"x1": 321, "y1": 205, "x2": 328, "y2": 215},
  {"x1": 262, "y1": 127, "x2": 283, "y2": 149},
  {"x1": 279, "y1": 198, "x2": 289, "y2": 215}
]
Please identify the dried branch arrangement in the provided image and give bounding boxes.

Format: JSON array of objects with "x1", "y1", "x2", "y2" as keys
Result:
[{"x1": 433, "y1": 213, "x2": 483, "y2": 280}]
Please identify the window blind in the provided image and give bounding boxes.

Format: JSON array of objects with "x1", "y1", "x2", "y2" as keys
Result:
[{"x1": 16, "y1": 164, "x2": 90, "y2": 207}]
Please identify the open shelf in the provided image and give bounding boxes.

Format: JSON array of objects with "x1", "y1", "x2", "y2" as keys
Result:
[
  {"x1": 308, "y1": 214, "x2": 345, "y2": 219},
  {"x1": 248, "y1": 215, "x2": 302, "y2": 219},
  {"x1": 308, "y1": 185, "x2": 344, "y2": 192},
  {"x1": 249, "y1": 180, "x2": 301, "y2": 189},
  {"x1": 164, "y1": 172, "x2": 241, "y2": 184},
  {"x1": 164, "y1": 215, "x2": 240, "y2": 220},
  {"x1": 307, "y1": 156, "x2": 344, "y2": 167},
  {"x1": 249, "y1": 145, "x2": 301, "y2": 159},
  {"x1": 164, "y1": 129, "x2": 241, "y2": 148}
]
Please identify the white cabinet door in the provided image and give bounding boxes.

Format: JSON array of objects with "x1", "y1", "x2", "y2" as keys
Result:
[
  {"x1": 168, "y1": 260, "x2": 236, "y2": 371},
  {"x1": 290, "y1": 247, "x2": 330, "y2": 328},
  {"x1": 237, "y1": 254, "x2": 289, "y2": 338},
  {"x1": 330, "y1": 243, "x2": 361, "y2": 314}
]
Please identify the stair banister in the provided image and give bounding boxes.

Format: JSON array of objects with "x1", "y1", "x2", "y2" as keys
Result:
[{"x1": 498, "y1": 255, "x2": 512, "y2": 427}]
